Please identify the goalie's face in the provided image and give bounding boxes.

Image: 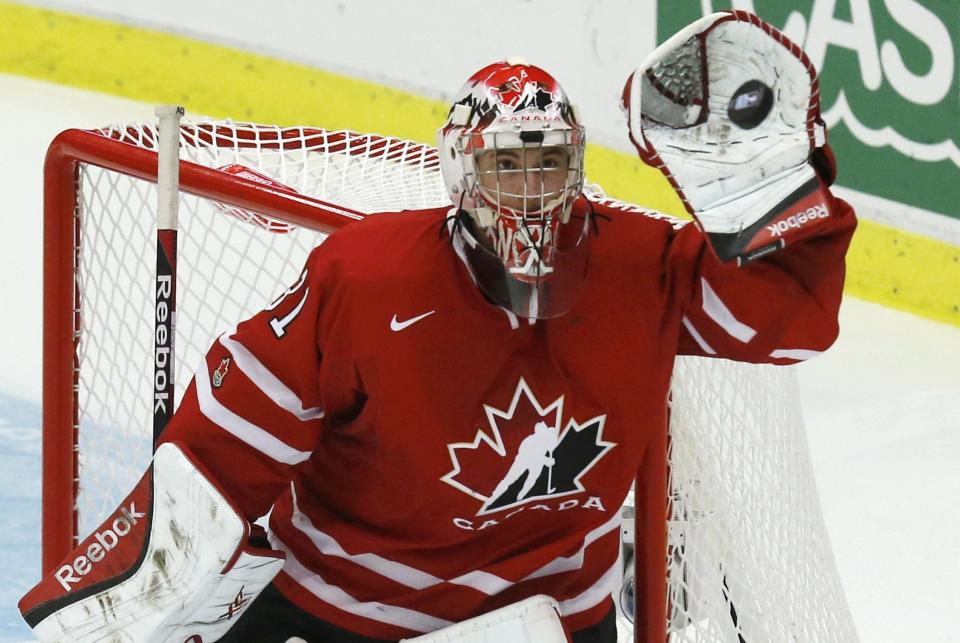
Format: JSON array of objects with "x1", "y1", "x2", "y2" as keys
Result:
[
  {"x1": 475, "y1": 145, "x2": 572, "y2": 216},
  {"x1": 468, "y1": 142, "x2": 582, "y2": 285},
  {"x1": 456, "y1": 142, "x2": 590, "y2": 320}
]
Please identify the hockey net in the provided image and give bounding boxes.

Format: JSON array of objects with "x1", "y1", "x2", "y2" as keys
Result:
[{"x1": 42, "y1": 120, "x2": 858, "y2": 642}]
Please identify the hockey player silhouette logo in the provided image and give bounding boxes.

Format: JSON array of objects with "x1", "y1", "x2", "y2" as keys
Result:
[
  {"x1": 489, "y1": 421, "x2": 560, "y2": 502},
  {"x1": 442, "y1": 378, "x2": 615, "y2": 515}
]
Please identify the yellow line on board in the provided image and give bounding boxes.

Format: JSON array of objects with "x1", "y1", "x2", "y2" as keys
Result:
[
  {"x1": 847, "y1": 220, "x2": 959, "y2": 327},
  {"x1": 1, "y1": 1, "x2": 956, "y2": 327}
]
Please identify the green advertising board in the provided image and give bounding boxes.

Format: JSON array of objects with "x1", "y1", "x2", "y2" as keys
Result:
[{"x1": 658, "y1": 1, "x2": 959, "y2": 222}]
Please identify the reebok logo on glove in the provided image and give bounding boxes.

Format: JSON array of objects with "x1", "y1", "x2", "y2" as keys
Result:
[
  {"x1": 766, "y1": 203, "x2": 829, "y2": 238},
  {"x1": 54, "y1": 502, "x2": 146, "y2": 591}
]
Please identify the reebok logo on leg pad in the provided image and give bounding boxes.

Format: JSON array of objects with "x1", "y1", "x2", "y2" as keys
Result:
[{"x1": 54, "y1": 502, "x2": 146, "y2": 591}]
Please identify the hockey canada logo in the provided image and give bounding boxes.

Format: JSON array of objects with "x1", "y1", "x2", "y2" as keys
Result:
[
  {"x1": 211, "y1": 357, "x2": 231, "y2": 388},
  {"x1": 442, "y1": 378, "x2": 615, "y2": 516}
]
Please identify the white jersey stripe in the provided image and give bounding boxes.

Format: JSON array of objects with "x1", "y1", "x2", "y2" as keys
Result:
[
  {"x1": 268, "y1": 530, "x2": 453, "y2": 634},
  {"x1": 290, "y1": 488, "x2": 514, "y2": 594},
  {"x1": 448, "y1": 569, "x2": 513, "y2": 595},
  {"x1": 524, "y1": 512, "x2": 621, "y2": 580},
  {"x1": 278, "y1": 509, "x2": 617, "y2": 631},
  {"x1": 289, "y1": 487, "x2": 444, "y2": 590},
  {"x1": 557, "y1": 560, "x2": 620, "y2": 616},
  {"x1": 700, "y1": 278, "x2": 757, "y2": 343},
  {"x1": 770, "y1": 347, "x2": 823, "y2": 360},
  {"x1": 289, "y1": 485, "x2": 615, "y2": 596},
  {"x1": 194, "y1": 358, "x2": 311, "y2": 465},
  {"x1": 220, "y1": 328, "x2": 325, "y2": 421},
  {"x1": 681, "y1": 316, "x2": 717, "y2": 355}
]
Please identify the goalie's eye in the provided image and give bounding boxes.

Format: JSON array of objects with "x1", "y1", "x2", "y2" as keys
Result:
[
  {"x1": 496, "y1": 156, "x2": 522, "y2": 172},
  {"x1": 477, "y1": 150, "x2": 522, "y2": 175},
  {"x1": 539, "y1": 150, "x2": 569, "y2": 171}
]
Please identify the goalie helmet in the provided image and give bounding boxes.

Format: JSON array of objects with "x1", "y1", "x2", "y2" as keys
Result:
[{"x1": 438, "y1": 59, "x2": 589, "y2": 319}]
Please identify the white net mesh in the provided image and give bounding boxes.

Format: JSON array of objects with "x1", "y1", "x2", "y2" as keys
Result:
[
  {"x1": 666, "y1": 360, "x2": 858, "y2": 642},
  {"x1": 60, "y1": 119, "x2": 856, "y2": 642},
  {"x1": 75, "y1": 170, "x2": 327, "y2": 529}
]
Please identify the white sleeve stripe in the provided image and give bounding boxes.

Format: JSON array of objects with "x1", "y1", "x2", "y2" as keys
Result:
[
  {"x1": 770, "y1": 348, "x2": 823, "y2": 360},
  {"x1": 194, "y1": 359, "x2": 311, "y2": 465},
  {"x1": 557, "y1": 560, "x2": 620, "y2": 617},
  {"x1": 700, "y1": 278, "x2": 757, "y2": 343},
  {"x1": 524, "y1": 512, "x2": 621, "y2": 580},
  {"x1": 681, "y1": 316, "x2": 716, "y2": 355},
  {"x1": 268, "y1": 530, "x2": 453, "y2": 634},
  {"x1": 219, "y1": 328, "x2": 325, "y2": 421}
]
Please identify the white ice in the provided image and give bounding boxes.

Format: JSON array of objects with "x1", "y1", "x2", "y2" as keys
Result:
[{"x1": 0, "y1": 73, "x2": 957, "y2": 642}]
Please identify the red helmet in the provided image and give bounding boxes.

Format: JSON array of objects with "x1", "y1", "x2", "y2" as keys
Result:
[{"x1": 438, "y1": 60, "x2": 590, "y2": 319}]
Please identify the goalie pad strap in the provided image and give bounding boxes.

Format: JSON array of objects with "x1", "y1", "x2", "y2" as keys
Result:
[{"x1": 19, "y1": 442, "x2": 285, "y2": 643}]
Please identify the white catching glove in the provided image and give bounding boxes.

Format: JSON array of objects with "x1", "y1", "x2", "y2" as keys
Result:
[{"x1": 622, "y1": 10, "x2": 837, "y2": 264}]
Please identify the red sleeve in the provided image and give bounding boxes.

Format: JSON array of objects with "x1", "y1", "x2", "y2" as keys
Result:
[
  {"x1": 673, "y1": 194, "x2": 857, "y2": 365},
  {"x1": 159, "y1": 243, "x2": 332, "y2": 520}
]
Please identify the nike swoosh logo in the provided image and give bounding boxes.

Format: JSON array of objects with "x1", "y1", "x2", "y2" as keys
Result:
[{"x1": 390, "y1": 310, "x2": 436, "y2": 331}]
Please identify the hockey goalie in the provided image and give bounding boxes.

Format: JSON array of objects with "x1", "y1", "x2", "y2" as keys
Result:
[{"x1": 20, "y1": 11, "x2": 855, "y2": 643}]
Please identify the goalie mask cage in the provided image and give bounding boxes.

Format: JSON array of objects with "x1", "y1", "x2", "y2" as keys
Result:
[{"x1": 42, "y1": 120, "x2": 859, "y2": 643}]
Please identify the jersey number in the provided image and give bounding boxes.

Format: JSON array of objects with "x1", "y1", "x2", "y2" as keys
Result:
[{"x1": 266, "y1": 270, "x2": 309, "y2": 339}]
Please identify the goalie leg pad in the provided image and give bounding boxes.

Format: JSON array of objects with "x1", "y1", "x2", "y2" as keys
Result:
[
  {"x1": 400, "y1": 595, "x2": 570, "y2": 643},
  {"x1": 19, "y1": 442, "x2": 284, "y2": 643}
]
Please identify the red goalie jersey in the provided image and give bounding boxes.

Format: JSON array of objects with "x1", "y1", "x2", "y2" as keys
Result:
[{"x1": 160, "y1": 193, "x2": 855, "y2": 639}]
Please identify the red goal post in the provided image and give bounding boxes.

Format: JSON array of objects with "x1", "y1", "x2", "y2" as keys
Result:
[{"x1": 41, "y1": 120, "x2": 858, "y2": 642}]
